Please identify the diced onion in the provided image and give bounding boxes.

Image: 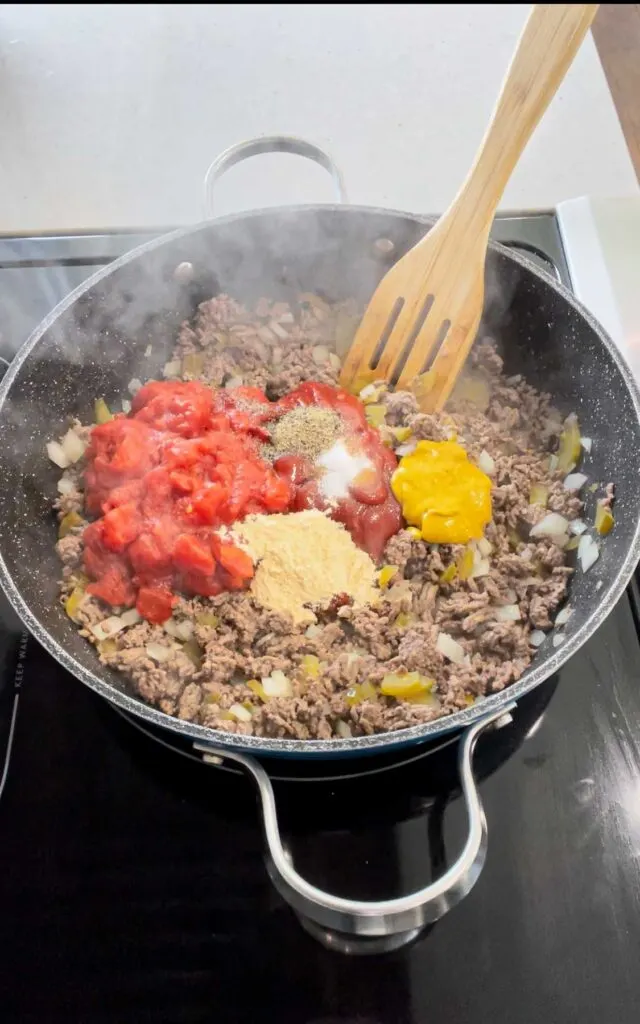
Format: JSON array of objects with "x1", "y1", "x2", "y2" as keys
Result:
[
  {"x1": 581, "y1": 437, "x2": 593, "y2": 453},
  {"x1": 91, "y1": 615, "x2": 128, "y2": 641},
  {"x1": 121, "y1": 399, "x2": 132, "y2": 414},
  {"x1": 396, "y1": 441, "x2": 418, "y2": 457},
  {"x1": 435, "y1": 631, "x2": 466, "y2": 665},
  {"x1": 359, "y1": 383, "x2": 378, "y2": 401},
  {"x1": 549, "y1": 454, "x2": 559, "y2": 472},
  {"x1": 60, "y1": 429, "x2": 87, "y2": 464},
  {"x1": 224, "y1": 376, "x2": 244, "y2": 389},
  {"x1": 564, "y1": 472, "x2": 588, "y2": 491},
  {"x1": 146, "y1": 643, "x2": 172, "y2": 663},
  {"x1": 494, "y1": 604, "x2": 521, "y2": 622},
  {"x1": 552, "y1": 633, "x2": 565, "y2": 648},
  {"x1": 228, "y1": 703, "x2": 252, "y2": 722},
  {"x1": 312, "y1": 345, "x2": 330, "y2": 365},
  {"x1": 578, "y1": 534, "x2": 600, "y2": 572},
  {"x1": 555, "y1": 606, "x2": 572, "y2": 626},
  {"x1": 471, "y1": 551, "x2": 490, "y2": 578},
  {"x1": 305, "y1": 624, "x2": 322, "y2": 639},
  {"x1": 335, "y1": 720, "x2": 353, "y2": 739},
  {"x1": 57, "y1": 476, "x2": 76, "y2": 495},
  {"x1": 569, "y1": 519, "x2": 587, "y2": 535},
  {"x1": 477, "y1": 449, "x2": 495, "y2": 475},
  {"x1": 120, "y1": 608, "x2": 141, "y2": 627},
  {"x1": 530, "y1": 630, "x2": 546, "y2": 647},
  {"x1": 162, "y1": 360, "x2": 181, "y2": 379},
  {"x1": 476, "y1": 537, "x2": 492, "y2": 557},
  {"x1": 47, "y1": 440, "x2": 70, "y2": 469},
  {"x1": 530, "y1": 513, "x2": 569, "y2": 540},
  {"x1": 128, "y1": 378, "x2": 142, "y2": 395},
  {"x1": 261, "y1": 670, "x2": 292, "y2": 697}
]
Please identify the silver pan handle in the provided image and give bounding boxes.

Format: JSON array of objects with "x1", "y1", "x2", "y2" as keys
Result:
[
  {"x1": 195, "y1": 702, "x2": 515, "y2": 941},
  {"x1": 203, "y1": 135, "x2": 348, "y2": 218}
]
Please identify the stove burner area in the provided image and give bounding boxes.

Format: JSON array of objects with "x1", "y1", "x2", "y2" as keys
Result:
[{"x1": 2, "y1": 219, "x2": 640, "y2": 1023}]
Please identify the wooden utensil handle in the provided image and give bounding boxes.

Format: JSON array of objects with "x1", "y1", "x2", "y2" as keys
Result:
[{"x1": 450, "y1": 4, "x2": 599, "y2": 236}]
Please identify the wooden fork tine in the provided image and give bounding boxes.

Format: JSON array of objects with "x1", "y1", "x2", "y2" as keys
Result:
[{"x1": 395, "y1": 310, "x2": 482, "y2": 406}]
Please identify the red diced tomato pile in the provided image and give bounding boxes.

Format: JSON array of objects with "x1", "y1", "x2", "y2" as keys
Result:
[{"x1": 83, "y1": 381, "x2": 289, "y2": 622}]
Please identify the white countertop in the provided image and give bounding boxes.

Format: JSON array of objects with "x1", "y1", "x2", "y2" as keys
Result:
[{"x1": 0, "y1": 3, "x2": 637, "y2": 233}]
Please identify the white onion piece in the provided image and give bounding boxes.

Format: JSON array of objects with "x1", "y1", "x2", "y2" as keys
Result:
[
  {"x1": 61, "y1": 429, "x2": 87, "y2": 465},
  {"x1": 229, "y1": 703, "x2": 252, "y2": 722},
  {"x1": 224, "y1": 376, "x2": 244, "y2": 389},
  {"x1": 569, "y1": 519, "x2": 587, "y2": 536},
  {"x1": 175, "y1": 620, "x2": 194, "y2": 641},
  {"x1": 120, "y1": 608, "x2": 141, "y2": 627},
  {"x1": 578, "y1": 534, "x2": 600, "y2": 572},
  {"x1": 494, "y1": 604, "x2": 521, "y2": 622},
  {"x1": 146, "y1": 643, "x2": 172, "y2": 663},
  {"x1": 359, "y1": 383, "x2": 377, "y2": 401},
  {"x1": 163, "y1": 619, "x2": 180, "y2": 639},
  {"x1": 261, "y1": 671, "x2": 292, "y2": 697},
  {"x1": 477, "y1": 449, "x2": 495, "y2": 475},
  {"x1": 162, "y1": 360, "x2": 181, "y2": 379},
  {"x1": 476, "y1": 537, "x2": 492, "y2": 557},
  {"x1": 564, "y1": 472, "x2": 588, "y2": 491},
  {"x1": 549, "y1": 454, "x2": 559, "y2": 472},
  {"x1": 305, "y1": 624, "x2": 322, "y2": 639},
  {"x1": 47, "y1": 441, "x2": 70, "y2": 469},
  {"x1": 128, "y1": 378, "x2": 142, "y2": 395},
  {"x1": 471, "y1": 556, "x2": 490, "y2": 578},
  {"x1": 396, "y1": 441, "x2": 417, "y2": 457},
  {"x1": 436, "y1": 631, "x2": 466, "y2": 665},
  {"x1": 335, "y1": 720, "x2": 353, "y2": 739},
  {"x1": 530, "y1": 513, "x2": 569, "y2": 539},
  {"x1": 312, "y1": 345, "x2": 330, "y2": 365},
  {"x1": 552, "y1": 633, "x2": 565, "y2": 648},
  {"x1": 581, "y1": 437, "x2": 593, "y2": 453},
  {"x1": 530, "y1": 630, "x2": 546, "y2": 647},
  {"x1": 121, "y1": 399, "x2": 132, "y2": 414},
  {"x1": 57, "y1": 476, "x2": 76, "y2": 495},
  {"x1": 91, "y1": 615, "x2": 127, "y2": 640},
  {"x1": 500, "y1": 588, "x2": 518, "y2": 605},
  {"x1": 555, "y1": 606, "x2": 572, "y2": 627}
]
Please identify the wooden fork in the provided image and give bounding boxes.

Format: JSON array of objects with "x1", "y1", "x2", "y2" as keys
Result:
[{"x1": 340, "y1": 3, "x2": 599, "y2": 409}]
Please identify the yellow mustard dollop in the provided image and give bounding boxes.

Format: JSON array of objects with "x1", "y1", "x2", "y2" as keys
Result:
[{"x1": 391, "y1": 440, "x2": 492, "y2": 544}]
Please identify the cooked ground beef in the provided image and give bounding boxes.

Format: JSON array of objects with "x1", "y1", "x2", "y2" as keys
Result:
[{"x1": 54, "y1": 292, "x2": 606, "y2": 741}]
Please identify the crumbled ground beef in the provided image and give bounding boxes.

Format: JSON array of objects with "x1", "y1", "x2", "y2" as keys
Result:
[{"x1": 54, "y1": 293, "x2": 605, "y2": 741}]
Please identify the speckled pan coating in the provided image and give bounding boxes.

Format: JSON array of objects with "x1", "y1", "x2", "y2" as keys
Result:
[{"x1": 0, "y1": 205, "x2": 639, "y2": 759}]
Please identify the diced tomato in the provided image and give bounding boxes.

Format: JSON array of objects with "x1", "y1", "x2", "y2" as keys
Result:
[
  {"x1": 217, "y1": 542, "x2": 254, "y2": 580},
  {"x1": 173, "y1": 534, "x2": 216, "y2": 576},
  {"x1": 261, "y1": 471, "x2": 292, "y2": 512},
  {"x1": 192, "y1": 484, "x2": 225, "y2": 524},
  {"x1": 179, "y1": 572, "x2": 223, "y2": 598},
  {"x1": 136, "y1": 585, "x2": 175, "y2": 623},
  {"x1": 129, "y1": 532, "x2": 171, "y2": 576},
  {"x1": 101, "y1": 479, "x2": 145, "y2": 513},
  {"x1": 101, "y1": 503, "x2": 141, "y2": 552},
  {"x1": 169, "y1": 471, "x2": 195, "y2": 495},
  {"x1": 133, "y1": 380, "x2": 214, "y2": 437},
  {"x1": 87, "y1": 567, "x2": 136, "y2": 608}
]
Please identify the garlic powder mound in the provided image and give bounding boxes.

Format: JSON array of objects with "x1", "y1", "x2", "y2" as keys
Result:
[{"x1": 232, "y1": 509, "x2": 379, "y2": 624}]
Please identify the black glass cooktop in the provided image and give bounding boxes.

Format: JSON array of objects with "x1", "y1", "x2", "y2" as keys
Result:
[{"x1": 2, "y1": 218, "x2": 640, "y2": 1023}]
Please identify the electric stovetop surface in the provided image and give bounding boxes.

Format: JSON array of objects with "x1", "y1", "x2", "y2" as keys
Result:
[{"x1": 1, "y1": 217, "x2": 640, "y2": 1024}]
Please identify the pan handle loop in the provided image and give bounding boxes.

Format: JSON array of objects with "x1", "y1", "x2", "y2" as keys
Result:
[
  {"x1": 195, "y1": 702, "x2": 515, "y2": 942},
  {"x1": 203, "y1": 135, "x2": 348, "y2": 218}
]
